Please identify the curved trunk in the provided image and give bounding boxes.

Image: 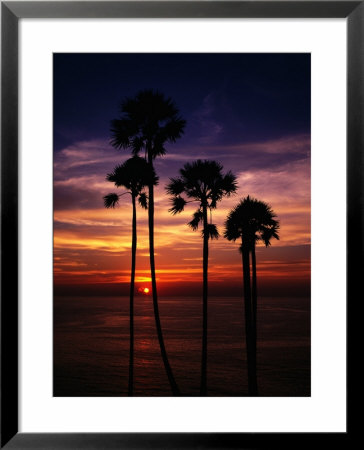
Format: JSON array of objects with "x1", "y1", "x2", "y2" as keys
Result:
[
  {"x1": 128, "y1": 195, "x2": 137, "y2": 396},
  {"x1": 200, "y1": 204, "x2": 209, "y2": 396},
  {"x1": 147, "y1": 153, "x2": 180, "y2": 396},
  {"x1": 241, "y1": 237, "x2": 257, "y2": 396},
  {"x1": 251, "y1": 245, "x2": 258, "y2": 396}
]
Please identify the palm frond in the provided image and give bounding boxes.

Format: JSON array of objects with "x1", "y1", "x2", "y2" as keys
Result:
[
  {"x1": 224, "y1": 208, "x2": 242, "y2": 241},
  {"x1": 110, "y1": 118, "x2": 138, "y2": 150},
  {"x1": 260, "y1": 221, "x2": 280, "y2": 246},
  {"x1": 158, "y1": 117, "x2": 186, "y2": 143},
  {"x1": 221, "y1": 171, "x2": 238, "y2": 195},
  {"x1": 138, "y1": 192, "x2": 148, "y2": 209},
  {"x1": 166, "y1": 177, "x2": 185, "y2": 196},
  {"x1": 188, "y1": 210, "x2": 203, "y2": 231},
  {"x1": 152, "y1": 140, "x2": 167, "y2": 158},
  {"x1": 168, "y1": 196, "x2": 187, "y2": 215},
  {"x1": 204, "y1": 223, "x2": 220, "y2": 240},
  {"x1": 103, "y1": 193, "x2": 120, "y2": 208},
  {"x1": 131, "y1": 136, "x2": 146, "y2": 155}
]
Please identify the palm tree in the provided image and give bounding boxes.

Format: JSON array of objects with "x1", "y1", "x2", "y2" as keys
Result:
[
  {"x1": 224, "y1": 196, "x2": 279, "y2": 396},
  {"x1": 103, "y1": 156, "x2": 157, "y2": 396},
  {"x1": 166, "y1": 160, "x2": 237, "y2": 396},
  {"x1": 110, "y1": 90, "x2": 186, "y2": 396}
]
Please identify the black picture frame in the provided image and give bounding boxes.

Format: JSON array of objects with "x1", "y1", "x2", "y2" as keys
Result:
[{"x1": 1, "y1": 1, "x2": 357, "y2": 448}]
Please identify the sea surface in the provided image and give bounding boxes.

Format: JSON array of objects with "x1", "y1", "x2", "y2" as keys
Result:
[{"x1": 54, "y1": 296, "x2": 310, "y2": 397}]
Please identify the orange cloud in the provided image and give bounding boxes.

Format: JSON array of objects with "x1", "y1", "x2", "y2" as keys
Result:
[{"x1": 54, "y1": 134, "x2": 311, "y2": 295}]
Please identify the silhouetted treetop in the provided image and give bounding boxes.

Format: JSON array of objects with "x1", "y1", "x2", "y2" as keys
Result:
[
  {"x1": 106, "y1": 156, "x2": 158, "y2": 194},
  {"x1": 104, "y1": 156, "x2": 157, "y2": 210},
  {"x1": 224, "y1": 195, "x2": 280, "y2": 248},
  {"x1": 166, "y1": 159, "x2": 237, "y2": 216},
  {"x1": 110, "y1": 89, "x2": 186, "y2": 159}
]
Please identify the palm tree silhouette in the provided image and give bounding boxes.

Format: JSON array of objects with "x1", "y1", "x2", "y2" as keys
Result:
[
  {"x1": 224, "y1": 196, "x2": 279, "y2": 396},
  {"x1": 110, "y1": 90, "x2": 186, "y2": 396},
  {"x1": 166, "y1": 160, "x2": 237, "y2": 396},
  {"x1": 103, "y1": 156, "x2": 157, "y2": 396}
]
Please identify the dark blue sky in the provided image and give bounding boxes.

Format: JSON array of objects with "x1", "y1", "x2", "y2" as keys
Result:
[{"x1": 54, "y1": 53, "x2": 310, "y2": 153}]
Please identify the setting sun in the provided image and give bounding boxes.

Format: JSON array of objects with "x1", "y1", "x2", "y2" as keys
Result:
[{"x1": 143, "y1": 287, "x2": 149, "y2": 294}]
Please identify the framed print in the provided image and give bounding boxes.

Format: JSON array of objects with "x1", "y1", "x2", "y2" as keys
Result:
[{"x1": 1, "y1": 1, "x2": 358, "y2": 448}]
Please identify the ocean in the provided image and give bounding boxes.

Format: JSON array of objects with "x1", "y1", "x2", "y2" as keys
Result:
[{"x1": 54, "y1": 295, "x2": 310, "y2": 397}]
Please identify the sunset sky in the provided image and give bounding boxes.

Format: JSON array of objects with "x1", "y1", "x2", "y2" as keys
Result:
[{"x1": 53, "y1": 53, "x2": 310, "y2": 297}]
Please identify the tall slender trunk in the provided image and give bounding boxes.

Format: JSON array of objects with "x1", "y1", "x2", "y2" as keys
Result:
[
  {"x1": 200, "y1": 204, "x2": 209, "y2": 396},
  {"x1": 251, "y1": 246, "x2": 257, "y2": 329},
  {"x1": 147, "y1": 154, "x2": 180, "y2": 396},
  {"x1": 251, "y1": 245, "x2": 258, "y2": 396},
  {"x1": 128, "y1": 195, "x2": 137, "y2": 396},
  {"x1": 241, "y1": 237, "x2": 257, "y2": 396}
]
